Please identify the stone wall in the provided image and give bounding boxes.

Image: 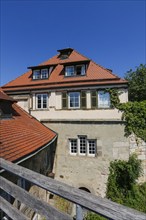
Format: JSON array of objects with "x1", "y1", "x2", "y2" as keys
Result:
[
  {"x1": 44, "y1": 120, "x2": 130, "y2": 197},
  {"x1": 129, "y1": 134, "x2": 146, "y2": 183}
]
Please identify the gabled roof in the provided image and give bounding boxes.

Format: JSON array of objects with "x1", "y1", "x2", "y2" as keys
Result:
[
  {"x1": 0, "y1": 91, "x2": 56, "y2": 162},
  {"x1": 2, "y1": 49, "x2": 127, "y2": 92}
]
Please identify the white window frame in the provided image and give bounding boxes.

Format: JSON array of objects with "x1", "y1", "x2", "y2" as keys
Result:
[
  {"x1": 78, "y1": 136, "x2": 87, "y2": 156},
  {"x1": 41, "y1": 69, "x2": 49, "y2": 79},
  {"x1": 76, "y1": 65, "x2": 85, "y2": 76},
  {"x1": 69, "y1": 139, "x2": 78, "y2": 155},
  {"x1": 98, "y1": 90, "x2": 110, "y2": 108},
  {"x1": 33, "y1": 70, "x2": 41, "y2": 79},
  {"x1": 68, "y1": 92, "x2": 80, "y2": 109},
  {"x1": 33, "y1": 69, "x2": 49, "y2": 80},
  {"x1": 87, "y1": 139, "x2": 96, "y2": 157},
  {"x1": 36, "y1": 93, "x2": 48, "y2": 109},
  {"x1": 65, "y1": 66, "x2": 75, "y2": 76},
  {"x1": 69, "y1": 136, "x2": 96, "y2": 157}
]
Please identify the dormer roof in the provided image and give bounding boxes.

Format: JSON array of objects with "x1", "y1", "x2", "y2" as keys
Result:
[{"x1": 2, "y1": 48, "x2": 127, "y2": 92}]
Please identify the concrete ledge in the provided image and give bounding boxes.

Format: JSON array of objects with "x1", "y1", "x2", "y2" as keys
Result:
[{"x1": 41, "y1": 119, "x2": 125, "y2": 124}]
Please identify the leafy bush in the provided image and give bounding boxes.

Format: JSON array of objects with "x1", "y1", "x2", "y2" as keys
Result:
[
  {"x1": 84, "y1": 212, "x2": 107, "y2": 220},
  {"x1": 106, "y1": 154, "x2": 146, "y2": 213}
]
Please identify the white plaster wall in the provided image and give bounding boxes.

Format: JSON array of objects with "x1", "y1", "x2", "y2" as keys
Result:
[
  {"x1": 31, "y1": 108, "x2": 123, "y2": 121},
  {"x1": 17, "y1": 100, "x2": 29, "y2": 112}
]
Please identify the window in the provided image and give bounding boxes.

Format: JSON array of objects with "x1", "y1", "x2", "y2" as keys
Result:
[
  {"x1": 76, "y1": 65, "x2": 85, "y2": 75},
  {"x1": 69, "y1": 92, "x2": 80, "y2": 108},
  {"x1": 33, "y1": 70, "x2": 41, "y2": 79},
  {"x1": 98, "y1": 91, "x2": 110, "y2": 108},
  {"x1": 33, "y1": 69, "x2": 49, "y2": 79},
  {"x1": 91, "y1": 90, "x2": 111, "y2": 109},
  {"x1": 36, "y1": 94, "x2": 48, "y2": 109},
  {"x1": 88, "y1": 140, "x2": 96, "y2": 156},
  {"x1": 65, "y1": 65, "x2": 86, "y2": 76},
  {"x1": 69, "y1": 136, "x2": 96, "y2": 157},
  {"x1": 79, "y1": 136, "x2": 86, "y2": 155},
  {"x1": 41, "y1": 69, "x2": 48, "y2": 79},
  {"x1": 62, "y1": 91, "x2": 86, "y2": 109},
  {"x1": 70, "y1": 139, "x2": 77, "y2": 155},
  {"x1": 65, "y1": 66, "x2": 74, "y2": 76}
]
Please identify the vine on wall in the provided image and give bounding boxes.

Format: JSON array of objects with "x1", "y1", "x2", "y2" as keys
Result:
[{"x1": 106, "y1": 88, "x2": 146, "y2": 141}]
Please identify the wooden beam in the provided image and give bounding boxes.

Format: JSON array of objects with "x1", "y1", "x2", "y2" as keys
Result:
[
  {"x1": 1, "y1": 158, "x2": 146, "y2": 220},
  {"x1": 0, "y1": 196, "x2": 28, "y2": 220},
  {"x1": 0, "y1": 176, "x2": 73, "y2": 220}
]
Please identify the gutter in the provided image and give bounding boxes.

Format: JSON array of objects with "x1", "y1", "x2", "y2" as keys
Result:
[{"x1": 0, "y1": 135, "x2": 58, "y2": 174}]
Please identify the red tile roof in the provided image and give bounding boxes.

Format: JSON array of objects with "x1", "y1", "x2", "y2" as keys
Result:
[
  {"x1": 0, "y1": 89, "x2": 16, "y2": 102},
  {"x1": 0, "y1": 92, "x2": 56, "y2": 162},
  {"x1": 2, "y1": 49, "x2": 127, "y2": 92}
]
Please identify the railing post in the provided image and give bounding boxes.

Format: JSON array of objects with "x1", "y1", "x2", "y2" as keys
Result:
[{"x1": 76, "y1": 204, "x2": 83, "y2": 220}]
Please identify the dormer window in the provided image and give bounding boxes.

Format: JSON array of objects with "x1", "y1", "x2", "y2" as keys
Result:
[
  {"x1": 41, "y1": 69, "x2": 48, "y2": 79},
  {"x1": 33, "y1": 70, "x2": 41, "y2": 79},
  {"x1": 65, "y1": 65, "x2": 86, "y2": 77},
  {"x1": 33, "y1": 69, "x2": 49, "y2": 80},
  {"x1": 65, "y1": 66, "x2": 75, "y2": 76}
]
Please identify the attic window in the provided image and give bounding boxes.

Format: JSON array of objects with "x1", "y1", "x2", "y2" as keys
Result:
[
  {"x1": 58, "y1": 48, "x2": 73, "y2": 60},
  {"x1": 60, "y1": 54, "x2": 69, "y2": 60},
  {"x1": 65, "y1": 65, "x2": 86, "y2": 77},
  {"x1": 33, "y1": 69, "x2": 49, "y2": 80}
]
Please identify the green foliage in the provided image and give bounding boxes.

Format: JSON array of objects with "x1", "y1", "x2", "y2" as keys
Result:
[
  {"x1": 125, "y1": 64, "x2": 146, "y2": 102},
  {"x1": 84, "y1": 212, "x2": 107, "y2": 220},
  {"x1": 118, "y1": 101, "x2": 146, "y2": 141},
  {"x1": 106, "y1": 88, "x2": 120, "y2": 108},
  {"x1": 106, "y1": 155, "x2": 146, "y2": 213}
]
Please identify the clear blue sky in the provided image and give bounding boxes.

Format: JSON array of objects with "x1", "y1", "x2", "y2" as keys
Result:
[{"x1": 1, "y1": 0, "x2": 146, "y2": 86}]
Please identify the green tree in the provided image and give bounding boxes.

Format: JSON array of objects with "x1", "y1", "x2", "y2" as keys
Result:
[{"x1": 125, "y1": 64, "x2": 146, "y2": 102}]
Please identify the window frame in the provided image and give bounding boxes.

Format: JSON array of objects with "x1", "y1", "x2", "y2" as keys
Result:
[
  {"x1": 69, "y1": 139, "x2": 78, "y2": 155},
  {"x1": 98, "y1": 90, "x2": 111, "y2": 108},
  {"x1": 76, "y1": 65, "x2": 85, "y2": 76},
  {"x1": 78, "y1": 136, "x2": 87, "y2": 156},
  {"x1": 33, "y1": 68, "x2": 49, "y2": 80},
  {"x1": 33, "y1": 70, "x2": 41, "y2": 79},
  {"x1": 65, "y1": 66, "x2": 75, "y2": 76},
  {"x1": 87, "y1": 139, "x2": 96, "y2": 157},
  {"x1": 36, "y1": 93, "x2": 48, "y2": 109},
  {"x1": 69, "y1": 136, "x2": 96, "y2": 157},
  {"x1": 41, "y1": 69, "x2": 49, "y2": 79},
  {"x1": 68, "y1": 92, "x2": 80, "y2": 109},
  {"x1": 65, "y1": 64, "x2": 86, "y2": 77}
]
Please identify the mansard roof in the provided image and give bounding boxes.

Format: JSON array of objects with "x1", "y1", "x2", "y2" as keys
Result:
[
  {"x1": 2, "y1": 48, "x2": 127, "y2": 92},
  {"x1": 0, "y1": 91, "x2": 56, "y2": 162}
]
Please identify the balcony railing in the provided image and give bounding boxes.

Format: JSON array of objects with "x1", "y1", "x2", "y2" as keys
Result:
[{"x1": 0, "y1": 158, "x2": 146, "y2": 220}]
